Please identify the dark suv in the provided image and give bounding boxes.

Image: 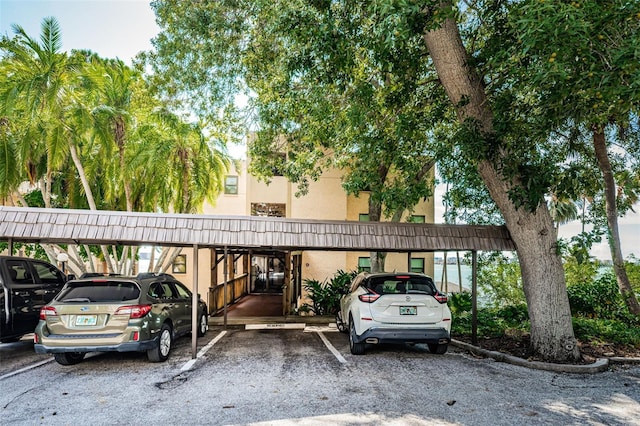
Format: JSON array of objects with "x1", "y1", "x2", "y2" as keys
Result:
[
  {"x1": 34, "y1": 273, "x2": 208, "y2": 365},
  {"x1": 0, "y1": 256, "x2": 69, "y2": 343}
]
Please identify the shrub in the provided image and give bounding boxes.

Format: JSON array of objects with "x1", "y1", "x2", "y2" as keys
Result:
[
  {"x1": 566, "y1": 272, "x2": 624, "y2": 319},
  {"x1": 448, "y1": 292, "x2": 472, "y2": 315},
  {"x1": 572, "y1": 317, "x2": 640, "y2": 346},
  {"x1": 451, "y1": 303, "x2": 529, "y2": 338},
  {"x1": 301, "y1": 270, "x2": 356, "y2": 316}
]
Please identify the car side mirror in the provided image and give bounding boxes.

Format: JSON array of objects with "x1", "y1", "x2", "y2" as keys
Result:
[{"x1": 66, "y1": 274, "x2": 76, "y2": 281}]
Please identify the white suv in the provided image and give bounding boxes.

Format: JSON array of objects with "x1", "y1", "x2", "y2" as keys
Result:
[{"x1": 336, "y1": 272, "x2": 451, "y2": 355}]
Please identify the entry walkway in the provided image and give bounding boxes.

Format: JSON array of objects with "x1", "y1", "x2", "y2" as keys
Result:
[{"x1": 210, "y1": 294, "x2": 331, "y2": 326}]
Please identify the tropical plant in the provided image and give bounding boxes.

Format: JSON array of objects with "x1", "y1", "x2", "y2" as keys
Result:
[
  {"x1": 301, "y1": 270, "x2": 356, "y2": 316},
  {"x1": 0, "y1": 18, "x2": 233, "y2": 276}
]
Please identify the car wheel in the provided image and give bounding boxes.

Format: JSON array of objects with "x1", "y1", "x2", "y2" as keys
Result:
[
  {"x1": 148, "y1": 323, "x2": 172, "y2": 362},
  {"x1": 349, "y1": 316, "x2": 366, "y2": 355},
  {"x1": 335, "y1": 312, "x2": 347, "y2": 333},
  {"x1": 54, "y1": 352, "x2": 85, "y2": 366},
  {"x1": 428, "y1": 343, "x2": 448, "y2": 355},
  {"x1": 197, "y1": 313, "x2": 208, "y2": 337}
]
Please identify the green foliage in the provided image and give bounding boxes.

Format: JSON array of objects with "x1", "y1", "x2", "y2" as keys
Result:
[
  {"x1": 302, "y1": 270, "x2": 357, "y2": 316},
  {"x1": 451, "y1": 304, "x2": 530, "y2": 338},
  {"x1": 463, "y1": 252, "x2": 639, "y2": 347},
  {"x1": 572, "y1": 317, "x2": 640, "y2": 347},
  {"x1": 448, "y1": 291, "x2": 472, "y2": 316},
  {"x1": 625, "y1": 255, "x2": 640, "y2": 293},
  {"x1": 0, "y1": 242, "x2": 48, "y2": 260},
  {"x1": 562, "y1": 254, "x2": 600, "y2": 288},
  {"x1": 476, "y1": 252, "x2": 525, "y2": 307},
  {"x1": 566, "y1": 272, "x2": 625, "y2": 319}
]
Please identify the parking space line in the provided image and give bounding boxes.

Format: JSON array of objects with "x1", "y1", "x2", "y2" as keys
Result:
[
  {"x1": 0, "y1": 358, "x2": 55, "y2": 381},
  {"x1": 246, "y1": 323, "x2": 306, "y2": 330},
  {"x1": 180, "y1": 330, "x2": 227, "y2": 372},
  {"x1": 316, "y1": 331, "x2": 347, "y2": 364}
]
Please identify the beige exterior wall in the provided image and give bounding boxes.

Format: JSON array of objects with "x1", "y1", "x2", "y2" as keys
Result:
[{"x1": 203, "y1": 162, "x2": 248, "y2": 215}]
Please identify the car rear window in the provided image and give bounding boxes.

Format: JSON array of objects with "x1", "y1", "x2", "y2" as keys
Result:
[
  {"x1": 57, "y1": 281, "x2": 140, "y2": 302},
  {"x1": 367, "y1": 276, "x2": 436, "y2": 295}
]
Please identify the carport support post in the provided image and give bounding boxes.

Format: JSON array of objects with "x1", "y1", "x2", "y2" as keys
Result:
[
  {"x1": 191, "y1": 244, "x2": 200, "y2": 359},
  {"x1": 223, "y1": 245, "x2": 228, "y2": 329},
  {"x1": 471, "y1": 250, "x2": 478, "y2": 345}
]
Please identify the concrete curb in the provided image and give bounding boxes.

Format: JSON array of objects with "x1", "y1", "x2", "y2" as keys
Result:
[
  {"x1": 609, "y1": 356, "x2": 640, "y2": 364},
  {"x1": 451, "y1": 339, "x2": 610, "y2": 374}
]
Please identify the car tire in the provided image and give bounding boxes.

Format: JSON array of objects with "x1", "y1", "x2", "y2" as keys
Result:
[
  {"x1": 197, "y1": 313, "x2": 208, "y2": 337},
  {"x1": 349, "y1": 316, "x2": 366, "y2": 355},
  {"x1": 335, "y1": 312, "x2": 347, "y2": 333},
  {"x1": 54, "y1": 352, "x2": 85, "y2": 365},
  {"x1": 428, "y1": 343, "x2": 448, "y2": 355},
  {"x1": 148, "y1": 323, "x2": 172, "y2": 362}
]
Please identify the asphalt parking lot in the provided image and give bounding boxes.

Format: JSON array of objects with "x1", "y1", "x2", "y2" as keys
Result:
[{"x1": 1, "y1": 325, "x2": 639, "y2": 425}]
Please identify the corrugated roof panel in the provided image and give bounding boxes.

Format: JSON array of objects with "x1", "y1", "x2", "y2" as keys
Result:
[
  {"x1": 13, "y1": 223, "x2": 27, "y2": 237},
  {"x1": 0, "y1": 207, "x2": 515, "y2": 252}
]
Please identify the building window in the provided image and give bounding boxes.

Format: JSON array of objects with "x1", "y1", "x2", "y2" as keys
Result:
[
  {"x1": 409, "y1": 215, "x2": 425, "y2": 223},
  {"x1": 359, "y1": 214, "x2": 370, "y2": 222},
  {"x1": 224, "y1": 176, "x2": 238, "y2": 194},
  {"x1": 410, "y1": 258, "x2": 424, "y2": 273},
  {"x1": 358, "y1": 257, "x2": 371, "y2": 272},
  {"x1": 172, "y1": 254, "x2": 187, "y2": 274},
  {"x1": 251, "y1": 202, "x2": 286, "y2": 217}
]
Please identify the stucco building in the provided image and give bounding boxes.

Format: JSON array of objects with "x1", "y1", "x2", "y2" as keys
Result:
[{"x1": 175, "y1": 159, "x2": 435, "y2": 316}]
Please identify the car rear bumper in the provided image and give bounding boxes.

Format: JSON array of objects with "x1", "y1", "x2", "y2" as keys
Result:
[
  {"x1": 34, "y1": 336, "x2": 159, "y2": 354},
  {"x1": 355, "y1": 327, "x2": 450, "y2": 345}
]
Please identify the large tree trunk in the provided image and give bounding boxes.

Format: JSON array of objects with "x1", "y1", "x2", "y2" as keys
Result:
[
  {"x1": 423, "y1": 8, "x2": 580, "y2": 362},
  {"x1": 592, "y1": 126, "x2": 640, "y2": 316}
]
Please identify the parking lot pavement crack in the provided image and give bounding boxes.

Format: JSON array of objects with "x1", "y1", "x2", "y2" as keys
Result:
[
  {"x1": 3, "y1": 386, "x2": 39, "y2": 409},
  {"x1": 154, "y1": 372, "x2": 189, "y2": 390}
]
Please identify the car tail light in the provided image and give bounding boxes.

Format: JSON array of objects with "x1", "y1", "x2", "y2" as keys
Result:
[
  {"x1": 40, "y1": 306, "x2": 58, "y2": 320},
  {"x1": 115, "y1": 305, "x2": 152, "y2": 319},
  {"x1": 34, "y1": 334, "x2": 39, "y2": 343},
  {"x1": 358, "y1": 293, "x2": 380, "y2": 303},
  {"x1": 434, "y1": 291, "x2": 448, "y2": 304}
]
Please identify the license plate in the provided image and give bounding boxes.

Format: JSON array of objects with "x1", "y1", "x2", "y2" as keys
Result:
[
  {"x1": 399, "y1": 306, "x2": 417, "y2": 315},
  {"x1": 75, "y1": 315, "x2": 97, "y2": 326}
]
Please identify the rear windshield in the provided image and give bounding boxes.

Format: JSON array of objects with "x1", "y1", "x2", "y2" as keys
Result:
[
  {"x1": 367, "y1": 276, "x2": 436, "y2": 295},
  {"x1": 57, "y1": 281, "x2": 140, "y2": 302}
]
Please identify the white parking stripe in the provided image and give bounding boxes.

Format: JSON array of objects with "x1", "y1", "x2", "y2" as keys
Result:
[
  {"x1": 316, "y1": 331, "x2": 347, "y2": 364},
  {"x1": 246, "y1": 323, "x2": 306, "y2": 330},
  {"x1": 0, "y1": 358, "x2": 55, "y2": 381},
  {"x1": 180, "y1": 330, "x2": 227, "y2": 372}
]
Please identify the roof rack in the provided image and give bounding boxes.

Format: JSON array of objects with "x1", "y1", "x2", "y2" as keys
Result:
[
  {"x1": 135, "y1": 272, "x2": 174, "y2": 280},
  {"x1": 79, "y1": 272, "x2": 122, "y2": 278}
]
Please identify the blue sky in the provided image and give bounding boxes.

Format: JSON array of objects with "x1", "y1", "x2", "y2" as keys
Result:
[
  {"x1": 1, "y1": 0, "x2": 638, "y2": 260},
  {"x1": 0, "y1": 0, "x2": 159, "y2": 64}
]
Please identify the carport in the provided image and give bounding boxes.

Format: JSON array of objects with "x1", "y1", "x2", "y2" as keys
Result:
[{"x1": 0, "y1": 206, "x2": 516, "y2": 358}]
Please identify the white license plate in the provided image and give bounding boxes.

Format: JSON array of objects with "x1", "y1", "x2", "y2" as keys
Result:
[
  {"x1": 400, "y1": 306, "x2": 417, "y2": 315},
  {"x1": 75, "y1": 315, "x2": 97, "y2": 326}
]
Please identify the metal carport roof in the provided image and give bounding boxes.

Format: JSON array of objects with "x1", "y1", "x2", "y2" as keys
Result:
[{"x1": 0, "y1": 206, "x2": 515, "y2": 252}]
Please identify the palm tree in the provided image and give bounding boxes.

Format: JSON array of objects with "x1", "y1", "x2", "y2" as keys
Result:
[{"x1": 0, "y1": 17, "x2": 75, "y2": 209}]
